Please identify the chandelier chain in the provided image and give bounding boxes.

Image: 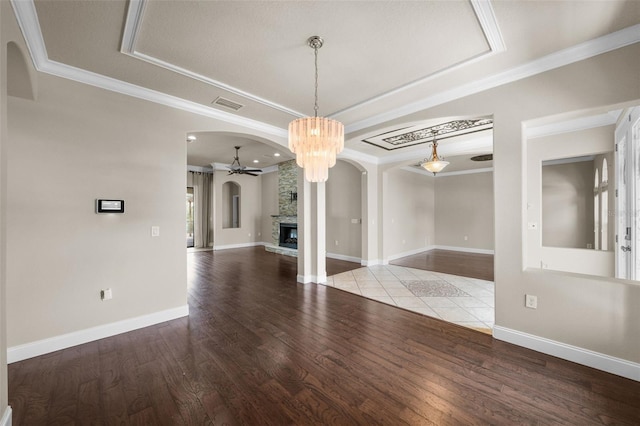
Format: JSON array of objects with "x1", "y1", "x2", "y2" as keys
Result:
[{"x1": 314, "y1": 45, "x2": 319, "y2": 117}]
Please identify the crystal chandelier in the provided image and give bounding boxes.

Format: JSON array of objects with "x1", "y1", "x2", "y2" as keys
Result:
[
  {"x1": 288, "y1": 36, "x2": 344, "y2": 183},
  {"x1": 421, "y1": 130, "x2": 449, "y2": 175}
]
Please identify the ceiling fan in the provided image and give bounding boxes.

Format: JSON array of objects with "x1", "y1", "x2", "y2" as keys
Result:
[{"x1": 227, "y1": 146, "x2": 262, "y2": 176}]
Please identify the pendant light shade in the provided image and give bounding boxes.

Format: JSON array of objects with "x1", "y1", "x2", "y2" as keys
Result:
[{"x1": 288, "y1": 36, "x2": 344, "y2": 183}]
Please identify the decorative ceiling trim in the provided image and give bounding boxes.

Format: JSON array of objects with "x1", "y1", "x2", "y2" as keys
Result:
[
  {"x1": 377, "y1": 134, "x2": 494, "y2": 166},
  {"x1": 362, "y1": 119, "x2": 493, "y2": 151},
  {"x1": 525, "y1": 110, "x2": 620, "y2": 139},
  {"x1": 10, "y1": 0, "x2": 640, "y2": 162},
  {"x1": 9, "y1": 0, "x2": 288, "y2": 140},
  {"x1": 347, "y1": 23, "x2": 640, "y2": 134},
  {"x1": 330, "y1": 0, "x2": 506, "y2": 119},
  {"x1": 121, "y1": 0, "x2": 505, "y2": 120},
  {"x1": 120, "y1": 0, "x2": 305, "y2": 118}
]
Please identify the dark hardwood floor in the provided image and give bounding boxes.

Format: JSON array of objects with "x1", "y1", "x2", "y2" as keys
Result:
[
  {"x1": 392, "y1": 249, "x2": 494, "y2": 281},
  {"x1": 9, "y1": 247, "x2": 639, "y2": 424}
]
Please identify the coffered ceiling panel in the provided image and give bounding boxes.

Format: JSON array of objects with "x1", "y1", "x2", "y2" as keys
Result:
[{"x1": 134, "y1": 0, "x2": 488, "y2": 116}]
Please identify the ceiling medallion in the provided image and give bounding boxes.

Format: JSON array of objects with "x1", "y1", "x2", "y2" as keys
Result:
[{"x1": 363, "y1": 118, "x2": 493, "y2": 151}]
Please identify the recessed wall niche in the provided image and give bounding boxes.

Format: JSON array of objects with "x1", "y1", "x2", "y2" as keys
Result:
[{"x1": 222, "y1": 181, "x2": 241, "y2": 229}]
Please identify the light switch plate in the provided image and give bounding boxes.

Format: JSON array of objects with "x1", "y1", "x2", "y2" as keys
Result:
[{"x1": 151, "y1": 226, "x2": 160, "y2": 237}]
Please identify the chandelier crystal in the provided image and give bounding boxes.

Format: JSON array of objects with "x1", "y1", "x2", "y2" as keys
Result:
[
  {"x1": 421, "y1": 131, "x2": 449, "y2": 175},
  {"x1": 288, "y1": 36, "x2": 344, "y2": 183}
]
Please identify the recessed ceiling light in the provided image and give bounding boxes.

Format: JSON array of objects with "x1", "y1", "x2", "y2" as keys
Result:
[
  {"x1": 274, "y1": 153, "x2": 281, "y2": 157},
  {"x1": 253, "y1": 160, "x2": 259, "y2": 163},
  {"x1": 186, "y1": 135, "x2": 196, "y2": 142}
]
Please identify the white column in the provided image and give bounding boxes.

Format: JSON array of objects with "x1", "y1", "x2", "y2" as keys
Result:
[{"x1": 296, "y1": 168, "x2": 327, "y2": 284}]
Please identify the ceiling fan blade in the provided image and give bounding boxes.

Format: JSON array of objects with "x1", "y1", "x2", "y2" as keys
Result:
[
  {"x1": 243, "y1": 169, "x2": 262, "y2": 173},
  {"x1": 245, "y1": 172, "x2": 259, "y2": 176}
]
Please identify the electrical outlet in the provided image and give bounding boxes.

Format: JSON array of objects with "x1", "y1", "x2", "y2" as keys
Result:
[
  {"x1": 151, "y1": 226, "x2": 160, "y2": 237},
  {"x1": 101, "y1": 288, "x2": 113, "y2": 301},
  {"x1": 525, "y1": 294, "x2": 537, "y2": 309},
  {"x1": 464, "y1": 235, "x2": 468, "y2": 241},
  {"x1": 335, "y1": 240, "x2": 339, "y2": 246}
]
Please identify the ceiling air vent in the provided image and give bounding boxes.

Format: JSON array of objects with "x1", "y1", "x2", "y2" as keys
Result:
[
  {"x1": 212, "y1": 96, "x2": 244, "y2": 111},
  {"x1": 470, "y1": 154, "x2": 493, "y2": 162}
]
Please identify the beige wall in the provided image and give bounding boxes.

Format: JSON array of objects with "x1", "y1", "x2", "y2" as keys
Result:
[
  {"x1": 0, "y1": 0, "x2": 9, "y2": 417},
  {"x1": 2, "y1": 4, "x2": 287, "y2": 355},
  {"x1": 434, "y1": 171, "x2": 494, "y2": 251},
  {"x1": 7, "y1": 74, "x2": 192, "y2": 346},
  {"x1": 326, "y1": 160, "x2": 362, "y2": 259},
  {"x1": 212, "y1": 171, "x2": 263, "y2": 247},
  {"x1": 355, "y1": 43, "x2": 640, "y2": 363},
  {"x1": 260, "y1": 170, "x2": 278, "y2": 243},
  {"x1": 382, "y1": 168, "x2": 435, "y2": 260},
  {"x1": 542, "y1": 161, "x2": 594, "y2": 249}
]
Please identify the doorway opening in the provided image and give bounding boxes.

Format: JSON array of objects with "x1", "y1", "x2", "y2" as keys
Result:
[{"x1": 186, "y1": 187, "x2": 194, "y2": 248}]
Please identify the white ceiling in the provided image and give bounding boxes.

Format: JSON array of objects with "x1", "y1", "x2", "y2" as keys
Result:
[{"x1": 14, "y1": 0, "x2": 640, "y2": 168}]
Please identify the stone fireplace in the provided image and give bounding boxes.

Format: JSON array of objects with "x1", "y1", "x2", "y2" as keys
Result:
[{"x1": 266, "y1": 160, "x2": 299, "y2": 256}]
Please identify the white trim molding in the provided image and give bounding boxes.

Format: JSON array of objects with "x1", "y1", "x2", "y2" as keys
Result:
[
  {"x1": 361, "y1": 259, "x2": 382, "y2": 267},
  {"x1": 326, "y1": 252, "x2": 361, "y2": 264},
  {"x1": 7, "y1": 305, "x2": 189, "y2": 363},
  {"x1": 1, "y1": 407, "x2": 11, "y2": 426},
  {"x1": 347, "y1": 23, "x2": 640, "y2": 133},
  {"x1": 432, "y1": 245, "x2": 495, "y2": 255},
  {"x1": 213, "y1": 242, "x2": 264, "y2": 251},
  {"x1": 386, "y1": 246, "x2": 435, "y2": 263},
  {"x1": 493, "y1": 326, "x2": 640, "y2": 382}
]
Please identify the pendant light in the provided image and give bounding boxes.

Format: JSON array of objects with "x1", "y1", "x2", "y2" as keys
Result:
[
  {"x1": 421, "y1": 130, "x2": 449, "y2": 175},
  {"x1": 288, "y1": 36, "x2": 344, "y2": 183}
]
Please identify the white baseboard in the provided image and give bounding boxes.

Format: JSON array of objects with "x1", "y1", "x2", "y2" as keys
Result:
[
  {"x1": 296, "y1": 274, "x2": 326, "y2": 284},
  {"x1": 326, "y1": 252, "x2": 361, "y2": 263},
  {"x1": 432, "y1": 245, "x2": 495, "y2": 255},
  {"x1": 386, "y1": 246, "x2": 434, "y2": 262},
  {"x1": 213, "y1": 242, "x2": 263, "y2": 250},
  {"x1": 493, "y1": 325, "x2": 640, "y2": 382},
  {"x1": 1, "y1": 407, "x2": 11, "y2": 426},
  {"x1": 361, "y1": 259, "x2": 382, "y2": 266},
  {"x1": 7, "y1": 305, "x2": 189, "y2": 363}
]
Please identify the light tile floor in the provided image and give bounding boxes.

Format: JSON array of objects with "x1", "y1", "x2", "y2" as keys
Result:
[{"x1": 325, "y1": 265, "x2": 495, "y2": 334}]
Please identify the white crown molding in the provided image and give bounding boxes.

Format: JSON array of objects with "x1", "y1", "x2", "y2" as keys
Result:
[
  {"x1": 329, "y1": 1, "x2": 506, "y2": 119},
  {"x1": 120, "y1": 0, "x2": 505, "y2": 121},
  {"x1": 10, "y1": 0, "x2": 288, "y2": 139},
  {"x1": 121, "y1": 0, "x2": 305, "y2": 119},
  {"x1": 493, "y1": 325, "x2": 640, "y2": 382},
  {"x1": 11, "y1": 0, "x2": 640, "y2": 163},
  {"x1": 471, "y1": 0, "x2": 506, "y2": 53},
  {"x1": 121, "y1": 0, "x2": 147, "y2": 53},
  {"x1": 7, "y1": 305, "x2": 189, "y2": 363},
  {"x1": 436, "y1": 167, "x2": 494, "y2": 177},
  {"x1": 347, "y1": 23, "x2": 640, "y2": 134},
  {"x1": 525, "y1": 110, "x2": 620, "y2": 139}
]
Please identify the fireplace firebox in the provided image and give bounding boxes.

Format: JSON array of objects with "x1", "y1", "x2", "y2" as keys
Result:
[{"x1": 279, "y1": 223, "x2": 298, "y2": 249}]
